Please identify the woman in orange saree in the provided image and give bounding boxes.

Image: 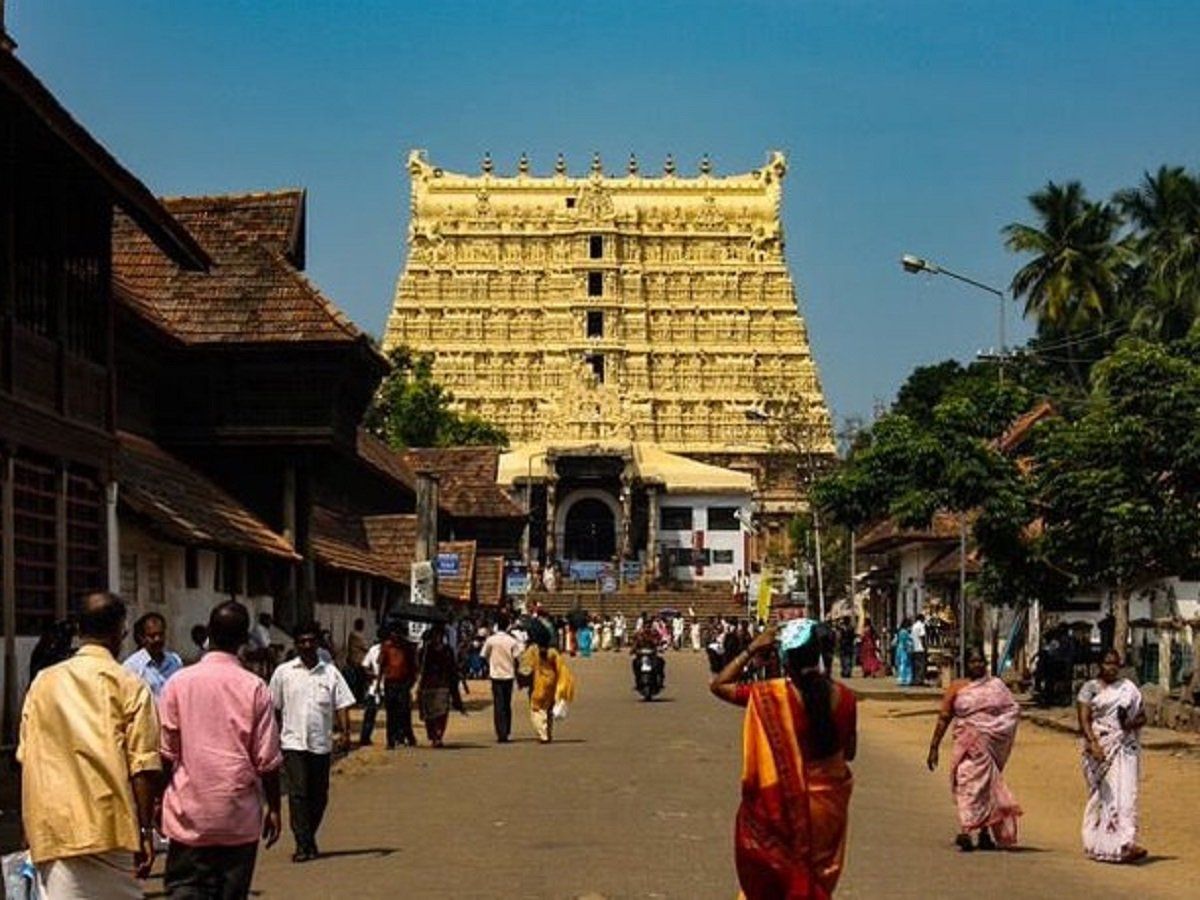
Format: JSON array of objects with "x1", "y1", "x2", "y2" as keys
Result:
[{"x1": 712, "y1": 620, "x2": 857, "y2": 900}]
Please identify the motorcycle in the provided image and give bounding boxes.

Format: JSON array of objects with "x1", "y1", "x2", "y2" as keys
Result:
[{"x1": 633, "y1": 648, "x2": 664, "y2": 701}]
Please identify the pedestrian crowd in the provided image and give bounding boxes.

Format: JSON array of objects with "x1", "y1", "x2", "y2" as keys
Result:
[
  {"x1": 13, "y1": 589, "x2": 1154, "y2": 900},
  {"x1": 707, "y1": 611, "x2": 1153, "y2": 899}
]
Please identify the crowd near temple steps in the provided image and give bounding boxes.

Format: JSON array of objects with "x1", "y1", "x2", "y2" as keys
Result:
[{"x1": 5, "y1": 7, "x2": 1200, "y2": 900}]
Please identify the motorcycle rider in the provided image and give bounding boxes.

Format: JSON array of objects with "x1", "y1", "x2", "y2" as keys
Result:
[{"x1": 629, "y1": 618, "x2": 666, "y2": 690}]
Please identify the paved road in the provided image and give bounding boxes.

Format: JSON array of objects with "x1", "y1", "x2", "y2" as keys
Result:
[{"x1": 234, "y1": 651, "x2": 1192, "y2": 899}]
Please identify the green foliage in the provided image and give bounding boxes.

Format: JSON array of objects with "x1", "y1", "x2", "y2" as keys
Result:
[
  {"x1": 363, "y1": 346, "x2": 508, "y2": 449},
  {"x1": 1035, "y1": 339, "x2": 1200, "y2": 593}
]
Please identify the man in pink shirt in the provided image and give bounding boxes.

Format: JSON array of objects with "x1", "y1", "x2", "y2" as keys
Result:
[{"x1": 159, "y1": 601, "x2": 283, "y2": 898}]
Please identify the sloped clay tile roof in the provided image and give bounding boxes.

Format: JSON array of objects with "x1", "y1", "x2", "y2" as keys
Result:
[
  {"x1": 0, "y1": 49, "x2": 208, "y2": 270},
  {"x1": 112, "y1": 190, "x2": 373, "y2": 347},
  {"x1": 310, "y1": 506, "x2": 401, "y2": 580},
  {"x1": 117, "y1": 432, "x2": 297, "y2": 560},
  {"x1": 402, "y1": 447, "x2": 524, "y2": 519},
  {"x1": 856, "y1": 510, "x2": 969, "y2": 555},
  {"x1": 363, "y1": 514, "x2": 417, "y2": 572},
  {"x1": 996, "y1": 401, "x2": 1056, "y2": 455},
  {"x1": 473, "y1": 554, "x2": 505, "y2": 606},
  {"x1": 357, "y1": 431, "x2": 417, "y2": 491},
  {"x1": 924, "y1": 545, "x2": 983, "y2": 579}
]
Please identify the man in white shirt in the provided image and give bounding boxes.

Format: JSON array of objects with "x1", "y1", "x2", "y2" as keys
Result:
[
  {"x1": 268, "y1": 622, "x2": 355, "y2": 862},
  {"x1": 910, "y1": 614, "x2": 928, "y2": 686},
  {"x1": 358, "y1": 636, "x2": 383, "y2": 746},
  {"x1": 481, "y1": 614, "x2": 521, "y2": 743}
]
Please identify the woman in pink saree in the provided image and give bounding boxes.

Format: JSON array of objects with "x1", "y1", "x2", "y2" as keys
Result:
[
  {"x1": 1076, "y1": 648, "x2": 1147, "y2": 863},
  {"x1": 858, "y1": 617, "x2": 884, "y2": 678},
  {"x1": 927, "y1": 646, "x2": 1022, "y2": 851}
]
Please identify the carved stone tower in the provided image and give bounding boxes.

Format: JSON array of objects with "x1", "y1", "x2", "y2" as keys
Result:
[{"x1": 383, "y1": 151, "x2": 834, "y2": 537}]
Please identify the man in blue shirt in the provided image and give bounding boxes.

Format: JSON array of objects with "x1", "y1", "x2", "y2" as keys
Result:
[{"x1": 124, "y1": 611, "x2": 184, "y2": 701}]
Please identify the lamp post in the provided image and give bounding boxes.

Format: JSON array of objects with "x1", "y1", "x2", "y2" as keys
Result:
[
  {"x1": 900, "y1": 254, "x2": 1008, "y2": 384},
  {"x1": 900, "y1": 253, "x2": 1000, "y2": 675},
  {"x1": 522, "y1": 450, "x2": 549, "y2": 565},
  {"x1": 745, "y1": 406, "x2": 825, "y2": 620}
]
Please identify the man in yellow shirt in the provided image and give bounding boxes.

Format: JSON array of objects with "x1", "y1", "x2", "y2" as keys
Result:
[{"x1": 18, "y1": 592, "x2": 161, "y2": 899}]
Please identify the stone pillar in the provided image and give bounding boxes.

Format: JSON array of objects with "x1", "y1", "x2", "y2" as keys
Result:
[
  {"x1": 545, "y1": 480, "x2": 558, "y2": 564},
  {"x1": 647, "y1": 487, "x2": 659, "y2": 580},
  {"x1": 1158, "y1": 628, "x2": 1172, "y2": 690},
  {"x1": 618, "y1": 479, "x2": 633, "y2": 563}
]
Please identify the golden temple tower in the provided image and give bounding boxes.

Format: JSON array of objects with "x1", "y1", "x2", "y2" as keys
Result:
[{"x1": 384, "y1": 150, "x2": 833, "y2": 541}]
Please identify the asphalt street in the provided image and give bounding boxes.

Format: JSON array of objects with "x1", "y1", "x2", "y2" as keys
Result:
[{"x1": 222, "y1": 651, "x2": 1194, "y2": 900}]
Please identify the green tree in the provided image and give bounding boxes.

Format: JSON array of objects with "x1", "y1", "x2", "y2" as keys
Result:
[
  {"x1": 1035, "y1": 338, "x2": 1200, "y2": 653},
  {"x1": 364, "y1": 346, "x2": 508, "y2": 449},
  {"x1": 1114, "y1": 166, "x2": 1200, "y2": 342},
  {"x1": 1003, "y1": 181, "x2": 1128, "y2": 386}
]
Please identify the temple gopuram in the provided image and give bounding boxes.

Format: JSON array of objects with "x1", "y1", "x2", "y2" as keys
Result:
[{"x1": 384, "y1": 150, "x2": 833, "y2": 582}]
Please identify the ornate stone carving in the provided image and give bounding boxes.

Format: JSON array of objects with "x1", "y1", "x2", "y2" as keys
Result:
[{"x1": 383, "y1": 150, "x2": 834, "y2": 473}]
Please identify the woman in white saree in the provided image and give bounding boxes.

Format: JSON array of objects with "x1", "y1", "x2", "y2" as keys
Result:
[{"x1": 1076, "y1": 648, "x2": 1147, "y2": 863}]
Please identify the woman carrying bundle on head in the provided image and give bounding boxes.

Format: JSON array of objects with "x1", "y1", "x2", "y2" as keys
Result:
[{"x1": 711, "y1": 620, "x2": 857, "y2": 900}]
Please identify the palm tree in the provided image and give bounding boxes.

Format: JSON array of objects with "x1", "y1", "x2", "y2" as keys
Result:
[
  {"x1": 1114, "y1": 166, "x2": 1200, "y2": 341},
  {"x1": 1003, "y1": 182, "x2": 1128, "y2": 386}
]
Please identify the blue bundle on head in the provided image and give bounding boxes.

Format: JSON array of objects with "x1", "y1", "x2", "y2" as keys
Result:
[{"x1": 777, "y1": 618, "x2": 818, "y2": 662}]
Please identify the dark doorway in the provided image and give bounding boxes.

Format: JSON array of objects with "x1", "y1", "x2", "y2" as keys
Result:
[{"x1": 563, "y1": 497, "x2": 617, "y2": 561}]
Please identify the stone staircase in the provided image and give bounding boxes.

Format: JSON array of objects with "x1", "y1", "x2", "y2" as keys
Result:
[{"x1": 531, "y1": 585, "x2": 748, "y2": 620}]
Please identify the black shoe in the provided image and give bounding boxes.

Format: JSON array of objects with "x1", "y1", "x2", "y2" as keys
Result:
[
  {"x1": 977, "y1": 830, "x2": 997, "y2": 851},
  {"x1": 955, "y1": 834, "x2": 975, "y2": 853},
  {"x1": 292, "y1": 850, "x2": 313, "y2": 863}
]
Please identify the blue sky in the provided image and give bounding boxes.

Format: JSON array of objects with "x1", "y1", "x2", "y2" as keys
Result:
[{"x1": 11, "y1": 1, "x2": 1200, "y2": 424}]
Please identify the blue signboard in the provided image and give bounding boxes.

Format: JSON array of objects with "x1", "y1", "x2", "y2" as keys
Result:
[
  {"x1": 435, "y1": 553, "x2": 460, "y2": 577},
  {"x1": 505, "y1": 560, "x2": 530, "y2": 596}
]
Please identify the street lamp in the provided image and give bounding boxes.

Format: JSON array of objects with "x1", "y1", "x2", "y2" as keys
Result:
[
  {"x1": 900, "y1": 253, "x2": 1008, "y2": 384},
  {"x1": 745, "y1": 406, "x2": 825, "y2": 620},
  {"x1": 522, "y1": 450, "x2": 549, "y2": 565}
]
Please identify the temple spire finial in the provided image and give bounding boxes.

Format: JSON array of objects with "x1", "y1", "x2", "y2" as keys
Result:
[
  {"x1": 627, "y1": 152, "x2": 639, "y2": 176},
  {"x1": 481, "y1": 151, "x2": 493, "y2": 175},
  {"x1": 664, "y1": 153, "x2": 676, "y2": 176},
  {"x1": 555, "y1": 152, "x2": 567, "y2": 176},
  {"x1": 699, "y1": 153, "x2": 712, "y2": 176},
  {"x1": 591, "y1": 151, "x2": 603, "y2": 175}
]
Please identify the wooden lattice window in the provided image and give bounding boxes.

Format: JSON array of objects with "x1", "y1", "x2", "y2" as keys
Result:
[
  {"x1": 66, "y1": 469, "x2": 104, "y2": 607},
  {"x1": 13, "y1": 456, "x2": 57, "y2": 634}
]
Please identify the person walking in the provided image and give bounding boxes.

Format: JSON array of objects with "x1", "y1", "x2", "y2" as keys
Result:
[
  {"x1": 344, "y1": 617, "x2": 370, "y2": 699},
  {"x1": 710, "y1": 620, "x2": 857, "y2": 899},
  {"x1": 358, "y1": 631, "x2": 383, "y2": 746},
  {"x1": 159, "y1": 601, "x2": 283, "y2": 897},
  {"x1": 859, "y1": 617, "x2": 884, "y2": 678},
  {"x1": 892, "y1": 618, "x2": 914, "y2": 686},
  {"x1": 518, "y1": 621, "x2": 575, "y2": 744},
  {"x1": 18, "y1": 592, "x2": 161, "y2": 898},
  {"x1": 481, "y1": 615, "x2": 520, "y2": 743},
  {"x1": 269, "y1": 622, "x2": 355, "y2": 862},
  {"x1": 910, "y1": 613, "x2": 928, "y2": 686},
  {"x1": 837, "y1": 618, "x2": 857, "y2": 679},
  {"x1": 416, "y1": 624, "x2": 463, "y2": 748},
  {"x1": 380, "y1": 625, "x2": 418, "y2": 749},
  {"x1": 927, "y1": 646, "x2": 1022, "y2": 851},
  {"x1": 1077, "y1": 648, "x2": 1147, "y2": 863},
  {"x1": 124, "y1": 611, "x2": 184, "y2": 702}
]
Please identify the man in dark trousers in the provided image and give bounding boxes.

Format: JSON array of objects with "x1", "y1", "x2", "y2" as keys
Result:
[
  {"x1": 379, "y1": 625, "x2": 418, "y2": 748},
  {"x1": 159, "y1": 601, "x2": 283, "y2": 896},
  {"x1": 269, "y1": 622, "x2": 354, "y2": 862},
  {"x1": 481, "y1": 614, "x2": 521, "y2": 742}
]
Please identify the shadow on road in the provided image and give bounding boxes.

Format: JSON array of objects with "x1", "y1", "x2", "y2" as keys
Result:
[{"x1": 315, "y1": 847, "x2": 399, "y2": 860}]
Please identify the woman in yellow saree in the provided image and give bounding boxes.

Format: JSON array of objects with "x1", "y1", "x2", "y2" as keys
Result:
[
  {"x1": 712, "y1": 620, "x2": 857, "y2": 900},
  {"x1": 518, "y1": 619, "x2": 575, "y2": 743}
]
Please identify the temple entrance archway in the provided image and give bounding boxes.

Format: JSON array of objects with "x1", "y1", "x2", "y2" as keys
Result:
[{"x1": 558, "y1": 490, "x2": 620, "y2": 562}]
